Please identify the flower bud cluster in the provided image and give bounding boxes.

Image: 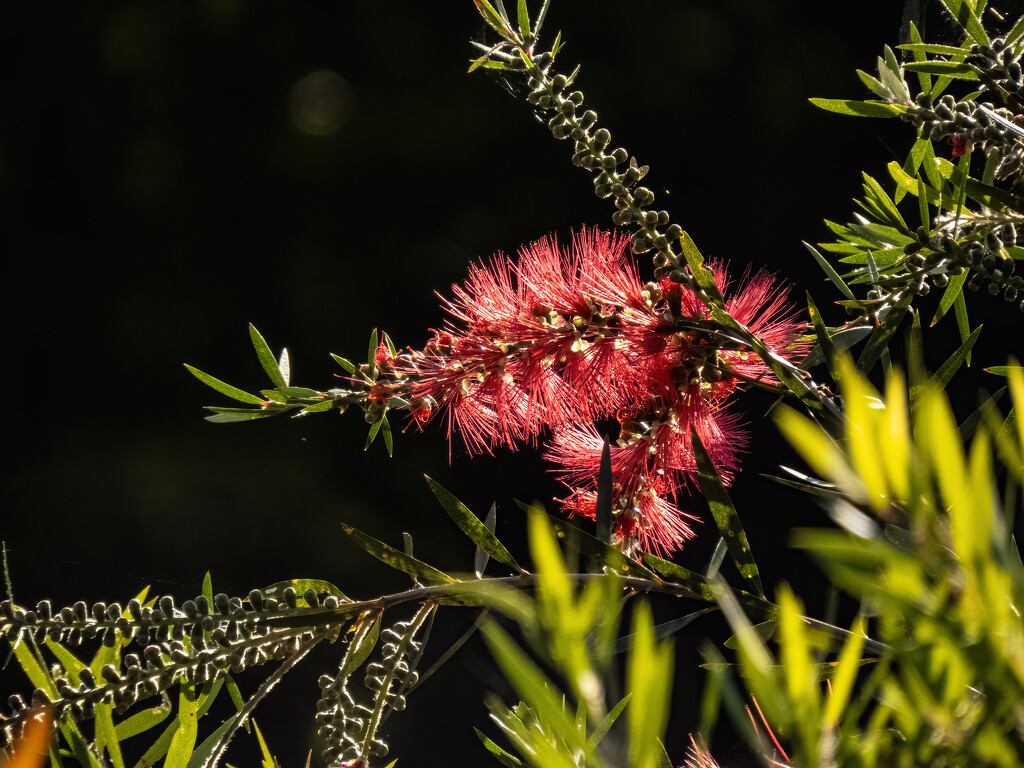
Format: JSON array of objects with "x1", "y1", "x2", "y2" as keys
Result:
[
  {"x1": 515, "y1": 47, "x2": 693, "y2": 288},
  {"x1": 0, "y1": 588, "x2": 346, "y2": 747},
  {"x1": 317, "y1": 612, "x2": 427, "y2": 765}
]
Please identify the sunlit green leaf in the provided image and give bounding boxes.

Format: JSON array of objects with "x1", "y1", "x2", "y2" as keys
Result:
[
  {"x1": 184, "y1": 365, "x2": 265, "y2": 405},
  {"x1": 808, "y1": 98, "x2": 907, "y2": 118},
  {"x1": 679, "y1": 231, "x2": 725, "y2": 306},
  {"x1": 165, "y1": 684, "x2": 199, "y2": 768},
  {"x1": 249, "y1": 324, "x2": 287, "y2": 389},
  {"x1": 113, "y1": 702, "x2": 173, "y2": 742}
]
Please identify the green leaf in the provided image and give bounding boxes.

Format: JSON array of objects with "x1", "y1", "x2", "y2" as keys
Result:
[
  {"x1": 474, "y1": 0, "x2": 513, "y2": 37},
  {"x1": 426, "y1": 476, "x2": 522, "y2": 572},
  {"x1": 249, "y1": 324, "x2": 287, "y2": 389},
  {"x1": 261, "y1": 578, "x2": 351, "y2": 606},
  {"x1": 692, "y1": 430, "x2": 763, "y2": 598},
  {"x1": 367, "y1": 328, "x2": 379, "y2": 376},
  {"x1": 474, "y1": 728, "x2": 524, "y2": 768},
  {"x1": 184, "y1": 364, "x2": 265, "y2": 405},
  {"x1": 927, "y1": 324, "x2": 982, "y2": 390},
  {"x1": 855, "y1": 69, "x2": 888, "y2": 98},
  {"x1": 806, "y1": 293, "x2": 838, "y2": 379},
  {"x1": 365, "y1": 415, "x2": 384, "y2": 451},
  {"x1": 381, "y1": 413, "x2": 394, "y2": 457},
  {"x1": 165, "y1": 685, "x2": 199, "y2": 768},
  {"x1": 204, "y1": 411, "x2": 274, "y2": 423},
  {"x1": 953, "y1": 288, "x2": 971, "y2": 362},
  {"x1": 95, "y1": 704, "x2": 126, "y2": 768},
  {"x1": 475, "y1": 503, "x2": 498, "y2": 577},
  {"x1": 586, "y1": 693, "x2": 631, "y2": 750},
  {"x1": 113, "y1": 702, "x2": 173, "y2": 742},
  {"x1": 342, "y1": 523, "x2": 457, "y2": 583},
  {"x1": 678, "y1": 231, "x2": 725, "y2": 305},
  {"x1": 941, "y1": 0, "x2": 990, "y2": 46},
  {"x1": 277, "y1": 348, "x2": 290, "y2": 387},
  {"x1": 803, "y1": 242, "x2": 855, "y2": 301},
  {"x1": 339, "y1": 614, "x2": 382, "y2": 678},
  {"x1": 481, "y1": 622, "x2": 584, "y2": 754},
  {"x1": 903, "y1": 61, "x2": 976, "y2": 78},
  {"x1": 808, "y1": 98, "x2": 907, "y2": 118},
  {"x1": 823, "y1": 615, "x2": 866, "y2": 725},
  {"x1": 276, "y1": 386, "x2": 323, "y2": 399},
  {"x1": 516, "y1": 0, "x2": 530, "y2": 41},
  {"x1": 252, "y1": 720, "x2": 277, "y2": 768},
  {"x1": 330, "y1": 353, "x2": 358, "y2": 375},
  {"x1": 986, "y1": 366, "x2": 1024, "y2": 376},
  {"x1": 896, "y1": 43, "x2": 969, "y2": 56},
  {"x1": 626, "y1": 602, "x2": 673, "y2": 768},
  {"x1": 299, "y1": 399, "x2": 334, "y2": 414},
  {"x1": 861, "y1": 173, "x2": 907, "y2": 229},
  {"x1": 856, "y1": 290, "x2": 916, "y2": 374},
  {"x1": 933, "y1": 267, "x2": 968, "y2": 327},
  {"x1": 908, "y1": 23, "x2": 932, "y2": 93}
]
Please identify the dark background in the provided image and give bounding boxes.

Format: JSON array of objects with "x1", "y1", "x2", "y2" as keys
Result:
[{"x1": 2, "y1": 1, "x2": 1018, "y2": 766}]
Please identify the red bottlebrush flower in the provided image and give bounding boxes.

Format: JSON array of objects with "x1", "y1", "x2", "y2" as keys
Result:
[
  {"x1": 390, "y1": 229, "x2": 805, "y2": 554},
  {"x1": 374, "y1": 342, "x2": 394, "y2": 372},
  {"x1": 951, "y1": 133, "x2": 969, "y2": 157}
]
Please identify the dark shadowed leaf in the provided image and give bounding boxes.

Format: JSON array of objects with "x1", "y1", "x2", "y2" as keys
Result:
[
  {"x1": 692, "y1": 430, "x2": 763, "y2": 598},
  {"x1": 342, "y1": 524, "x2": 456, "y2": 584},
  {"x1": 427, "y1": 476, "x2": 522, "y2": 573}
]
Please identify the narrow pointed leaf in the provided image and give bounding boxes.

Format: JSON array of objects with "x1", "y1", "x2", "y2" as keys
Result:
[
  {"x1": 330, "y1": 353, "x2": 358, "y2": 375},
  {"x1": 928, "y1": 324, "x2": 982, "y2": 390},
  {"x1": 342, "y1": 523, "x2": 456, "y2": 583},
  {"x1": 475, "y1": 503, "x2": 498, "y2": 577},
  {"x1": 803, "y1": 242, "x2": 855, "y2": 300},
  {"x1": 806, "y1": 292, "x2": 838, "y2": 379},
  {"x1": 165, "y1": 684, "x2": 199, "y2": 768},
  {"x1": 516, "y1": 0, "x2": 530, "y2": 41},
  {"x1": 365, "y1": 416, "x2": 384, "y2": 450},
  {"x1": 338, "y1": 614, "x2": 382, "y2": 678},
  {"x1": 205, "y1": 411, "x2": 274, "y2": 423},
  {"x1": 249, "y1": 324, "x2": 287, "y2": 389},
  {"x1": 679, "y1": 231, "x2": 725, "y2": 305},
  {"x1": 367, "y1": 328, "x2": 379, "y2": 376},
  {"x1": 381, "y1": 414, "x2": 394, "y2": 457},
  {"x1": 692, "y1": 430, "x2": 763, "y2": 598},
  {"x1": 113, "y1": 702, "x2": 173, "y2": 742},
  {"x1": 474, "y1": 728, "x2": 523, "y2": 768},
  {"x1": 856, "y1": 290, "x2": 915, "y2": 373},
  {"x1": 586, "y1": 693, "x2": 631, "y2": 750},
  {"x1": 808, "y1": 98, "x2": 906, "y2": 117},
  {"x1": 184, "y1": 365, "x2": 265, "y2": 404},
  {"x1": 426, "y1": 476, "x2": 521, "y2": 572},
  {"x1": 277, "y1": 348, "x2": 290, "y2": 387}
]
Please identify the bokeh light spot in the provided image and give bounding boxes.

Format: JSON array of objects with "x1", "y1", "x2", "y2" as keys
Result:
[{"x1": 287, "y1": 70, "x2": 354, "y2": 137}]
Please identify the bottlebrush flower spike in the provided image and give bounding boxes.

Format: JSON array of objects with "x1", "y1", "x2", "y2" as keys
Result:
[{"x1": 393, "y1": 229, "x2": 807, "y2": 554}]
